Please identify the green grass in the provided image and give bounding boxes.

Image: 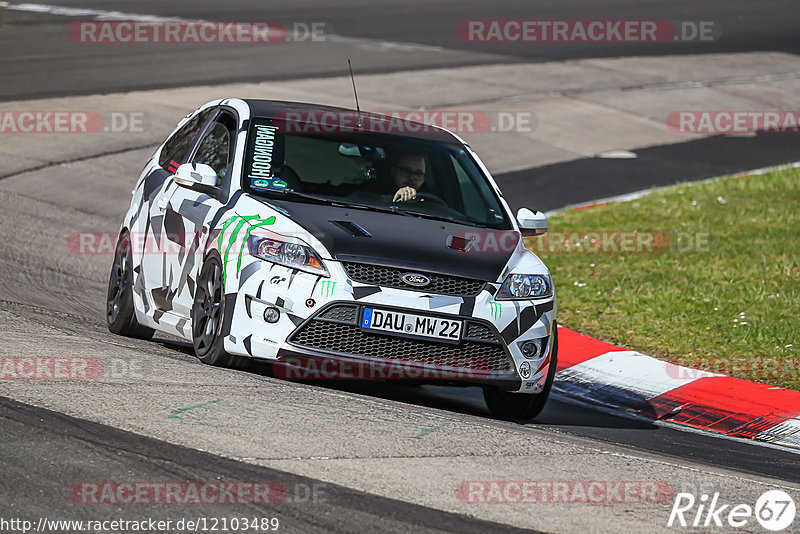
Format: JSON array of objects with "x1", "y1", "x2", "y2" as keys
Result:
[{"x1": 526, "y1": 166, "x2": 800, "y2": 390}]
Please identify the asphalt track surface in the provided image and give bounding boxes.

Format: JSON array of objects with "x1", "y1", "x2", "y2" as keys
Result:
[
  {"x1": 2, "y1": 0, "x2": 800, "y2": 100},
  {"x1": 0, "y1": 397, "x2": 531, "y2": 534},
  {"x1": 1, "y1": 1, "x2": 800, "y2": 532},
  {"x1": 501, "y1": 132, "x2": 800, "y2": 212}
]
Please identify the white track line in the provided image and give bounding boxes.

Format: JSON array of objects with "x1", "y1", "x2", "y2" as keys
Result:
[
  {"x1": 3, "y1": 2, "x2": 181, "y2": 21},
  {"x1": 1, "y1": 2, "x2": 444, "y2": 53}
]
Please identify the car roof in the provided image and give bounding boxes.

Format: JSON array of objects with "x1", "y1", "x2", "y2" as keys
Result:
[{"x1": 242, "y1": 99, "x2": 464, "y2": 144}]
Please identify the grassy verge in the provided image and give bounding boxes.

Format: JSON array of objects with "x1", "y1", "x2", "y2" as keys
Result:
[{"x1": 525, "y1": 166, "x2": 800, "y2": 390}]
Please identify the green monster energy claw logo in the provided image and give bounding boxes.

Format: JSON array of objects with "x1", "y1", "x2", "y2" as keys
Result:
[
  {"x1": 489, "y1": 301, "x2": 502, "y2": 320},
  {"x1": 218, "y1": 214, "x2": 276, "y2": 280},
  {"x1": 320, "y1": 280, "x2": 336, "y2": 298}
]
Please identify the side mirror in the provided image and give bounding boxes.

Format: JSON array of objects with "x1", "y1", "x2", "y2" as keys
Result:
[
  {"x1": 517, "y1": 208, "x2": 547, "y2": 236},
  {"x1": 174, "y1": 163, "x2": 218, "y2": 188}
]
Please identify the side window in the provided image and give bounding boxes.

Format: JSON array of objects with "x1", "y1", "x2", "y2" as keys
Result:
[
  {"x1": 190, "y1": 111, "x2": 237, "y2": 185},
  {"x1": 158, "y1": 109, "x2": 214, "y2": 172}
]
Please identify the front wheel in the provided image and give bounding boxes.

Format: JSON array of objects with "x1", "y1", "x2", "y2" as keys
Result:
[
  {"x1": 191, "y1": 254, "x2": 248, "y2": 369},
  {"x1": 106, "y1": 231, "x2": 154, "y2": 340},
  {"x1": 483, "y1": 324, "x2": 558, "y2": 420}
]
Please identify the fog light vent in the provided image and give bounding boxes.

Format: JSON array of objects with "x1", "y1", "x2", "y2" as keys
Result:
[
  {"x1": 264, "y1": 307, "x2": 280, "y2": 323},
  {"x1": 519, "y1": 338, "x2": 543, "y2": 359}
]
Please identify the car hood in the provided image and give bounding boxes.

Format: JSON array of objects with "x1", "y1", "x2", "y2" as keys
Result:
[{"x1": 259, "y1": 198, "x2": 519, "y2": 282}]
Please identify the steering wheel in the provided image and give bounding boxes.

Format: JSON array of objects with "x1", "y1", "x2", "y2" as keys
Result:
[{"x1": 403, "y1": 192, "x2": 448, "y2": 207}]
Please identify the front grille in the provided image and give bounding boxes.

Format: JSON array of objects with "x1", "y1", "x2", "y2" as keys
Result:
[
  {"x1": 341, "y1": 262, "x2": 485, "y2": 296},
  {"x1": 465, "y1": 322, "x2": 500, "y2": 343},
  {"x1": 319, "y1": 305, "x2": 358, "y2": 323},
  {"x1": 288, "y1": 304, "x2": 512, "y2": 373}
]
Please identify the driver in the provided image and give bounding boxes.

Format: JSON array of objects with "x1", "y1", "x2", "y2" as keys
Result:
[
  {"x1": 323, "y1": 150, "x2": 427, "y2": 201},
  {"x1": 390, "y1": 152, "x2": 426, "y2": 202}
]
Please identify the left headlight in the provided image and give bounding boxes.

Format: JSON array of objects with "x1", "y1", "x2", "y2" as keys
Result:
[
  {"x1": 496, "y1": 274, "x2": 551, "y2": 300},
  {"x1": 247, "y1": 235, "x2": 329, "y2": 277}
]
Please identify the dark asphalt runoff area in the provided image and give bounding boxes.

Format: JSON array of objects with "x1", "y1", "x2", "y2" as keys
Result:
[
  {"x1": 3, "y1": 0, "x2": 799, "y2": 209},
  {"x1": 311, "y1": 380, "x2": 800, "y2": 485},
  {"x1": 0, "y1": 396, "x2": 533, "y2": 534},
  {"x1": 499, "y1": 132, "x2": 800, "y2": 212},
  {"x1": 1, "y1": 0, "x2": 799, "y2": 100},
  {"x1": 1, "y1": 1, "x2": 799, "y2": 531}
]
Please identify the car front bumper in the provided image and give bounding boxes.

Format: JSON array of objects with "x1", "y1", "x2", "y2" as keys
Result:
[
  {"x1": 223, "y1": 261, "x2": 556, "y2": 393},
  {"x1": 275, "y1": 301, "x2": 523, "y2": 390}
]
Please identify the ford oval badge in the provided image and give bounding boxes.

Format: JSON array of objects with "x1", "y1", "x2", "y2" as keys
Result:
[{"x1": 401, "y1": 273, "x2": 431, "y2": 287}]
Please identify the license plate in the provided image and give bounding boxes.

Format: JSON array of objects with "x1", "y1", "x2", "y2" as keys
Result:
[{"x1": 361, "y1": 308, "x2": 462, "y2": 343}]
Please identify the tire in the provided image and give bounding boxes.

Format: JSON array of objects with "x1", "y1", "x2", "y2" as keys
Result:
[
  {"x1": 191, "y1": 254, "x2": 248, "y2": 369},
  {"x1": 106, "y1": 231, "x2": 155, "y2": 340},
  {"x1": 483, "y1": 324, "x2": 558, "y2": 421}
]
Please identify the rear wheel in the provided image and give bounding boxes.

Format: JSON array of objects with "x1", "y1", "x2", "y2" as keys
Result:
[
  {"x1": 106, "y1": 231, "x2": 154, "y2": 339},
  {"x1": 483, "y1": 324, "x2": 558, "y2": 421},
  {"x1": 191, "y1": 254, "x2": 248, "y2": 368}
]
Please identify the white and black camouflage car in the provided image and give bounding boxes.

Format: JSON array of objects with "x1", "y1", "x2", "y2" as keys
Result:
[{"x1": 107, "y1": 98, "x2": 558, "y2": 419}]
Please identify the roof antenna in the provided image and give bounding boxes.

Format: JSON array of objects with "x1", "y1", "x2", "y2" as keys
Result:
[{"x1": 348, "y1": 59, "x2": 363, "y2": 128}]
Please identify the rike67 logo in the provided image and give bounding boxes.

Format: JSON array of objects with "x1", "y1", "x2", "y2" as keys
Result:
[{"x1": 668, "y1": 490, "x2": 796, "y2": 531}]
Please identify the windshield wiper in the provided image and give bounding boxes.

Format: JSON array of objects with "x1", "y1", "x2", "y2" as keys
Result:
[
  {"x1": 344, "y1": 202, "x2": 414, "y2": 216},
  {"x1": 258, "y1": 189, "x2": 487, "y2": 225},
  {"x1": 260, "y1": 189, "x2": 412, "y2": 216},
  {"x1": 393, "y1": 209, "x2": 485, "y2": 227},
  {"x1": 272, "y1": 190, "x2": 348, "y2": 206}
]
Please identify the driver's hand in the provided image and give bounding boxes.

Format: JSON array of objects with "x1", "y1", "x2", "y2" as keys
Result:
[{"x1": 393, "y1": 186, "x2": 417, "y2": 202}]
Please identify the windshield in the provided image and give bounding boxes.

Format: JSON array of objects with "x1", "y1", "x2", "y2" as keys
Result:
[{"x1": 242, "y1": 116, "x2": 511, "y2": 229}]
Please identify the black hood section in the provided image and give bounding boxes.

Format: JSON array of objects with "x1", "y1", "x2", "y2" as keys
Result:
[{"x1": 265, "y1": 198, "x2": 518, "y2": 282}]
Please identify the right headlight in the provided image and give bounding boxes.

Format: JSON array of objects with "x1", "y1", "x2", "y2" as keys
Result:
[
  {"x1": 246, "y1": 234, "x2": 329, "y2": 277},
  {"x1": 496, "y1": 274, "x2": 551, "y2": 300}
]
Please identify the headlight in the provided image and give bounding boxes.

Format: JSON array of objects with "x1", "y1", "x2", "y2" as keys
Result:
[
  {"x1": 247, "y1": 235, "x2": 329, "y2": 277},
  {"x1": 496, "y1": 274, "x2": 551, "y2": 300}
]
